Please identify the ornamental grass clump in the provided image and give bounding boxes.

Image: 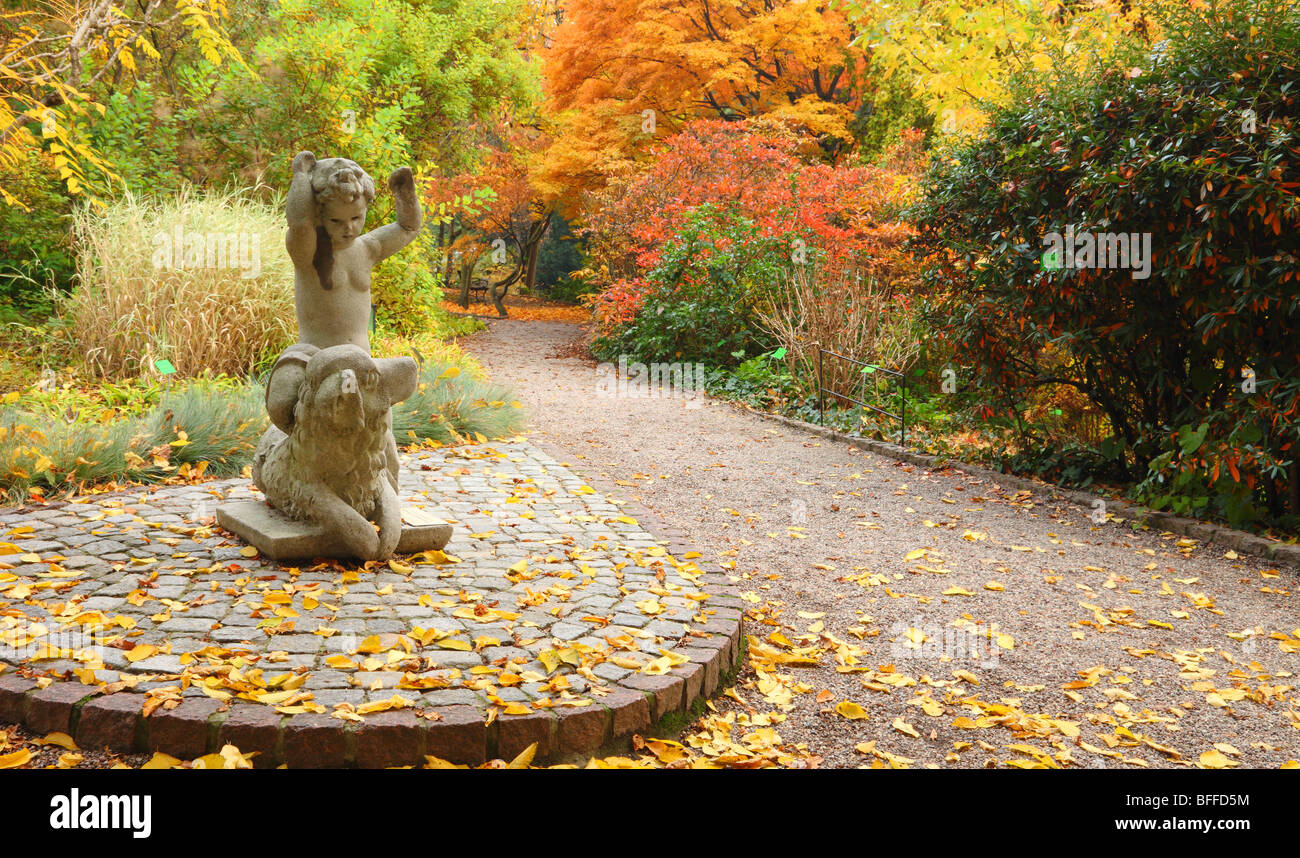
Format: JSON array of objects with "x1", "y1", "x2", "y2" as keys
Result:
[
  {"x1": 0, "y1": 377, "x2": 265, "y2": 503},
  {"x1": 391, "y1": 362, "x2": 528, "y2": 445},
  {"x1": 66, "y1": 186, "x2": 295, "y2": 380},
  {"x1": 1, "y1": 367, "x2": 526, "y2": 502}
]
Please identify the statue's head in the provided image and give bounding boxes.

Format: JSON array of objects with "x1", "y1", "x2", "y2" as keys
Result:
[
  {"x1": 295, "y1": 345, "x2": 390, "y2": 437},
  {"x1": 312, "y1": 158, "x2": 375, "y2": 249}
]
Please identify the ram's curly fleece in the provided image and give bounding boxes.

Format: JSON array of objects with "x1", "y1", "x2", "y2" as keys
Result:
[{"x1": 252, "y1": 349, "x2": 391, "y2": 523}]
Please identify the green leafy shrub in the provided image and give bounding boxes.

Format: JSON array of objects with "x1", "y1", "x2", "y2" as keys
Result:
[
  {"x1": 372, "y1": 230, "x2": 456, "y2": 338},
  {"x1": 87, "y1": 82, "x2": 182, "y2": 198},
  {"x1": 704, "y1": 352, "x2": 797, "y2": 411},
  {"x1": 909, "y1": 0, "x2": 1300, "y2": 524},
  {"x1": 1133, "y1": 420, "x2": 1288, "y2": 529},
  {"x1": 546, "y1": 273, "x2": 597, "y2": 305},
  {"x1": 593, "y1": 204, "x2": 791, "y2": 366},
  {"x1": 0, "y1": 148, "x2": 75, "y2": 313}
]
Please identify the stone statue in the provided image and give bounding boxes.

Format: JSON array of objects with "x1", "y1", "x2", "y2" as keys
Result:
[
  {"x1": 252, "y1": 345, "x2": 417, "y2": 560},
  {"x1": 269, "y1": 152, "x2": 422, "y2": 490},
  {"x1": 217, "y1": 152, "x2": 451, "y2": 561}
]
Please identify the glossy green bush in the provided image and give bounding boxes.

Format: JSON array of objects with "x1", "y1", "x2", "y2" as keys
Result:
[
  {"x1": 910, "y1": 0, "x2": 1300, "y2": 526},
  {"x1": 593, "y1": 204, "x2": 791, "y2": 366}
]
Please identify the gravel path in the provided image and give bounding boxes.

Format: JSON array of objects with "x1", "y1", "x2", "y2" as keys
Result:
[{"x1": 464, "y1": 319, "x2": 1300, "y2": 769}]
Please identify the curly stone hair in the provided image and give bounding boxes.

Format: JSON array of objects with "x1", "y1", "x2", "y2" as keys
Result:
[{"x1": 311, "y1": 158, "x2": 376, "y2": 208}]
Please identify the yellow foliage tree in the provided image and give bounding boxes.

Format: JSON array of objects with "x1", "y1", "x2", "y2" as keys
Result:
[
  {"x1": 845, "y1": 0, "x2": 1157, "y2": 133},
  {"x1": 0, "y1": 0, "x2": 243, "y2": 208}
]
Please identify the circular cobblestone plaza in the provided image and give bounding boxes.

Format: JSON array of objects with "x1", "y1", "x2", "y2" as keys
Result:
[{"x1": 0, "y1": 440, "x2": 743, "y2": 766}]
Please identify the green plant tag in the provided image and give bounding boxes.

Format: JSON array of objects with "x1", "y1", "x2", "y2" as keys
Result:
[
  {"x1": 154, "y1": 359, "x2": 176, "y2": 375},
  {"x1": 771, "y1": 347, "x2": 787, "y2": 360}
]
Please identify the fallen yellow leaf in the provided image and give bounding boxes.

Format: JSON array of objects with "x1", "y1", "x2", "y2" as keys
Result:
[
  {"x1": 834, "y1": 700, "x2": 869, "y2": 720},
  {"x1": 0, "y1": 748, "x2": 32, "y2": 769},
  {"x1": 508, "y1": 742, "x2": 537, "y2": 769},
  {"x1": 892, "y1": 717, "x2": 921, "y2": 738},
  {"x1": 39, "y1": 732, "x2": 78, "y2": 751},
  {"x1": 142, "y1": 752, "x2": 182, "y2": 769},
  {"x1": 1198, "y1": 749, "x2": 1237, "y2": 769},
  {"x1": 125, "y1": 644, "x2": 158, "y2": 663}
]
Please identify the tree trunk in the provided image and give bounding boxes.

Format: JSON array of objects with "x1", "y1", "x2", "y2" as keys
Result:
[
  {"x1": 458, "y1": 269, "x2": 472, "y2": 309},
  {"x1": 524, "y1": 229, "x2": 543, "y2": 291},
  {"x1": 458, "y1": 259, "x2": 475, "y2": 309},
  {"x1": 490, "y1": 281, "x2": 510, "y2": 318},
  {"x1": 489, "y1": 264, "x2": 523, "y2": 318},
  {"x1": 440, "y1": 223, "x2": 470, "y2": 308},
  {"x1": 524, "y1": 212, "x2": 551, "y2": 291},
  {"x1": 437, "y1": 220, "x2": 446, "y2": 283}
]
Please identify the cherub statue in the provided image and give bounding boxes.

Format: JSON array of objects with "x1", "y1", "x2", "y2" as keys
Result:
[
  {"x1": 264, "y1": 151, "x2": 423, "y2": 491},
  {"x1": 219, "y1": 152, "x2": 454, "y2": 561}
]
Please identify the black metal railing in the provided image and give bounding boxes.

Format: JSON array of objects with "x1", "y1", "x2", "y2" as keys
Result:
[{"x1": 816, "y1": 346, "x2": 908, "y2": 447}]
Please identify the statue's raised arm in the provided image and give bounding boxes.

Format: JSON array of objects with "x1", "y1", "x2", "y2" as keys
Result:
[
  {"x1": 361, "y1": 166, "x2": 423, "y2": 264},
  {"x1": 285, "y1": 150, "x2": 319, "y2": 268}
]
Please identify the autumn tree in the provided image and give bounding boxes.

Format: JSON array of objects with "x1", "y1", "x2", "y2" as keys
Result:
[
  {"x1": 188, "y1": 0, "x2": 539, "y2": 187},
  {"x1": 845, "y1": 0, "x2": 1156, "y2": 133},
  {"x1": 536, "y1": 0, "x2": 883, "y2": 207},
  {"x1": 467, "y1": 125, "x2": 554, "y2": 317},
  {"x1": 423, "y1": 118, "x2": 556, "y2": 317},
  {"x1": 0, "y1": 0, "x2": 243, "y2": 206},
  {"x1": 423, "y1": 170, "x2": 496, "y2": 306}
]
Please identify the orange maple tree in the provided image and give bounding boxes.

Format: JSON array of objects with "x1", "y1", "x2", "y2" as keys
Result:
[
  {"x1": 424, "y1": 119, "x2": 556, "y2": 317},
  {"x1": 537, "y1": 0, "x2": 876, "y2": 207}
]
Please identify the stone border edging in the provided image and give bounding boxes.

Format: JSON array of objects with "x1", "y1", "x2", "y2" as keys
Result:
[
  {"x1": 732, "y1": 403, "x2": 1300, "y2": 569},
  {"x1": 0, "y1": 500, "x2": 745, "y2": 769}
]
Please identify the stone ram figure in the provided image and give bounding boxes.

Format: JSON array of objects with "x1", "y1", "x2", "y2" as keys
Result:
[{"x1": 252, "y1": 344, "x2": 417, "y2": 560}]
